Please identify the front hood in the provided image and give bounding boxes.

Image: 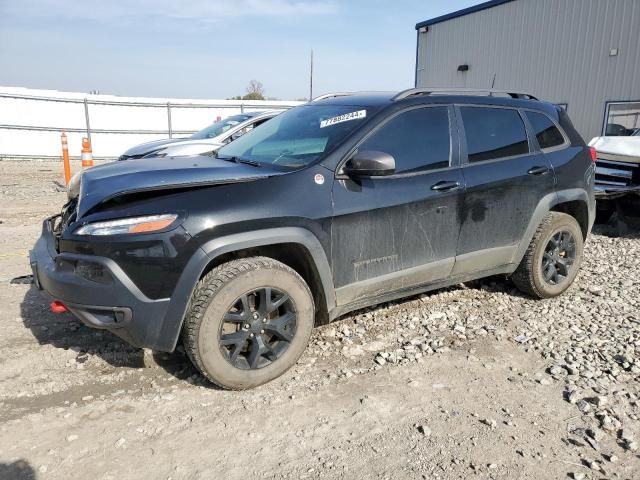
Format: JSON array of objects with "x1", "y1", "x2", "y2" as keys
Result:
[
  {"x1": 77, "y1": 156, "x2": 284, "y2": 218},
  {"x1": 122, "y1": 137, "x2": 191, "y2": 157}
]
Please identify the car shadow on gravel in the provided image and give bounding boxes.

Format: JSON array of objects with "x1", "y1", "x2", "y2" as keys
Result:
[
  {"x1": 0, "y1": 459, "x2": 36, "y2": 480},
  {"x1": 461, "y1": 275, "x2": 528, "y2": 298},
  {"x1": 593, "y1": 217, "x2": 640, "y2": 238},
  {"x1": 19, "y1": 284, "x2": 198, "y2": 381},
  {"x1": 595, "y1": 199, "x2": 640, "y2": 238}
]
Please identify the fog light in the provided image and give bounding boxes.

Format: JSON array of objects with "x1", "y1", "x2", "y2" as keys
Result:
[{"x1": 75, "y1": 261, "x2": 112, "y2": 284}]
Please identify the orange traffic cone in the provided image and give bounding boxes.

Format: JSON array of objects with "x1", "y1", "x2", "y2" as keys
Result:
[
  {"x1": 61, "y1": 131, "x2": 71, "y2": 184},
  {"x1": 81, "y1": 137, "x2": 94, "y2": 168}
]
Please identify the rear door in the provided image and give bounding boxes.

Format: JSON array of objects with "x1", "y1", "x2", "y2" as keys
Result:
[
  {"x1": 330, "y1": 105, "x2": 465, "y2": 306},
  {"x1": 452, "y1": 105, "x2": 555, "y2": 275}
]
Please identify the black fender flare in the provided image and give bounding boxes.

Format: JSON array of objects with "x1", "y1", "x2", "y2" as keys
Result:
[
  {"x1": 511, "y1": 188, "x2": 595, "y2": 267},
  {"x1": 158, "y1": 227, "x2": 335, "y2": 351}
]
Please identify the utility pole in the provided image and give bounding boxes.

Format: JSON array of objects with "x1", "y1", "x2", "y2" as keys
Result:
[{"x1": 309, "y1": 49, "x2": 314, "y2": 101}]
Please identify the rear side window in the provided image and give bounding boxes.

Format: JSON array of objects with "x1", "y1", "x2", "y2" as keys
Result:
[
  {"x1": 359, "y1": 106, "x2": 450, "y2": 174},
  {"x1": 526, "y1": 111, "x2": 565, "y2": 150},
  {"x1": 461, "y1": 107, "x2": 529, "y2": 162}
]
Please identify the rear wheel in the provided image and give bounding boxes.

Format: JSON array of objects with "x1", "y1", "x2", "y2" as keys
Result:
[
  {"x1": 512, "y1": 212, "x2": 584, "y2": 299},
  {"x1": 182, "y1": 257, "x2": 314, "y2": 390}
]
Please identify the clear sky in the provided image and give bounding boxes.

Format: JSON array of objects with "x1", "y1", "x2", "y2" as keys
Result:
[{"x1": 0, "y1": 0, "x2": 479, "y2": 100}]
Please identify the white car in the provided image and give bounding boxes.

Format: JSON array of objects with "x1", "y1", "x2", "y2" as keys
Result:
[
  {"x1": 589, "y1": 130, "x2": 640, "y2": 199},
  {"x1": 119, "y1": 110, "x2": 280, "y2": 160}
]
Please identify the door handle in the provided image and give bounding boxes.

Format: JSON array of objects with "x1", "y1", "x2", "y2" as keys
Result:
[
  {"x1": 431, "y1": 180, "x2": 461, "y2": 192},
  {"x1": 527, "y1": 166, "x2": 550, "y2": 175}
]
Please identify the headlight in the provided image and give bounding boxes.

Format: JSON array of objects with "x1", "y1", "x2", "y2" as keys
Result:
[
  {"x1": 75, "y1": 214, "x2": 178, "y2": 236},
  {"x1": 68, "y1": 172, "x2": 82, "y2": 200}
]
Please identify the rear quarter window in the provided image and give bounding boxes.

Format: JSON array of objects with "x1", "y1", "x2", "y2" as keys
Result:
[
  {"x1": 461, "y1": 107, "x2": 529, "y2": 162},
  {"x1": 525, "y1": 111, "x2": 566, "y2": 150}
]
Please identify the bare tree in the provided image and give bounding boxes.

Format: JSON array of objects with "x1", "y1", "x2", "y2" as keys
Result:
[
  {"x1": 227, "y1": 80, "x2": 266, "y2": 101},
  {"x1": 244, "y1": 80, "x2": 265, "y2": 100}
]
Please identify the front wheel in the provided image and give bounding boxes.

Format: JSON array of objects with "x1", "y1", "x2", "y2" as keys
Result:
[
  {"x1": 182, "y1": 257, "x2": 314, "y2": 390},
  {"x1": 512, "y1": 212, "x2": 584, "y2": 299}
]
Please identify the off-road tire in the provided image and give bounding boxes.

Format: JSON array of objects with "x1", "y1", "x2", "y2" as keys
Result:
[
  {"x1": 182, "y1": 257, "x2": 314, "y2": 390},
  {"x1": 512, "y1": 212, "x2": 584, "y2": 299}
]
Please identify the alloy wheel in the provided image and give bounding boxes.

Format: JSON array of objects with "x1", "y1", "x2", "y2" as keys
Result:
[
  {"x1": 541, "y1": 230, "x2": 577, "y2": 285},
  {"x1": 219, "y1": 287, "x2": 296, "y2": 370}
]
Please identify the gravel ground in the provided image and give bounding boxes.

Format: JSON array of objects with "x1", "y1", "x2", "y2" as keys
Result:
[{"x1": 0, "y1": 160, "x2": 639, "y2": 480}]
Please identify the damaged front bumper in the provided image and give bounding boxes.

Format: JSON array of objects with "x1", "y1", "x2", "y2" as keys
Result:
[
  {"x1": 29, "y1": 216, "x2": 173, "y2": 350},
  {"x1": 595, "y1": 184, "x2": 640, "y2": 199},
  {"x1": 594, "y1": 156, "x2": 640, "y2": 199}
]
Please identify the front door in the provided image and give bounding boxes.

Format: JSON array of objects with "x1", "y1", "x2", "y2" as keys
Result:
[
  {"x1": 330, "y1": 105, "x2": 465, "y2": 306},
  {"x1": 453, "y1": 105, "x2": 556, "y2": 275}
]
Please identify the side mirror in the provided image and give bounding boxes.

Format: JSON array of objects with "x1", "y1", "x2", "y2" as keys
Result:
[{"x1": 343, "y1": 150, "x2": 396, "y2": 177}]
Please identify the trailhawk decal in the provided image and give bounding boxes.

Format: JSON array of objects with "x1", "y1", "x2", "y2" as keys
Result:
[{"x1": 320, "y1": 110, "x2": 367, "y2": 128}]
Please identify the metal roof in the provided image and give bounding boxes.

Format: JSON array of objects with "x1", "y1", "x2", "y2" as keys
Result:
[{"x1": 415, "y1": 0, "x2": 517, "y2": 29}]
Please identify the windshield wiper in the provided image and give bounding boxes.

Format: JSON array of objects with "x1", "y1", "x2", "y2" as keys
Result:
[
  {"x1": 215, "y1": 153, "x2": 261, "y2": 167},
  {"x1": 214, "y1": 152, "x2": 236, "y2": 162},
  {"x1": 235, "y1": 158, "x2": 261, "y2": 167}
]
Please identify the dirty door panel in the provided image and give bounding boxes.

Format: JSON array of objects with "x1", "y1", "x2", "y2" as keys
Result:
[
  {"x1": 332, "y1": 173, "x2": 463, "y2": 289},
  {"x1": 454, "y1": 106, "x2": 555, "y2": 274}
]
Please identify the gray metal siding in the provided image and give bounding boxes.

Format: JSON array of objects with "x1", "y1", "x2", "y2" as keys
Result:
[{"x1": 416, "y1": 0, "x2": 640, "y2": 141}]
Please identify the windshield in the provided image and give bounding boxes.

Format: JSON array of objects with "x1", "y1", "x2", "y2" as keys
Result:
[
  {"x1": 215, "y1": 105, "x2": 374, "y2": 169},
  {"x1": 190, "y1": 115, "x2": 252, "y2": 140}
]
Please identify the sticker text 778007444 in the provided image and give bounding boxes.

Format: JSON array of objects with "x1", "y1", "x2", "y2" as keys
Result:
[{"x1": 320, "y1": 110, "x2": 367, "y2": 129}]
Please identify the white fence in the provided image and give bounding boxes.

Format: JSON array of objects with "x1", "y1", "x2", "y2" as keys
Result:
[{"x1": 0, "y1": 86, "x2": 302, "y2": 160}]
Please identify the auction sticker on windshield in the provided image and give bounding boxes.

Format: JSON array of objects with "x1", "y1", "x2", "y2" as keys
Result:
[{"x1": 320, "y1": 110, "x2": 366, "y2": 128}]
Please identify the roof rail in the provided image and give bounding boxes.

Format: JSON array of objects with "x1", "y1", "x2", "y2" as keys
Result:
[
  {"x1": 393, "y1": 87, "x2": 538, "y2": 101},
  {"x1": 311, "y1": 92, "x2": 354, "y2": 102}
]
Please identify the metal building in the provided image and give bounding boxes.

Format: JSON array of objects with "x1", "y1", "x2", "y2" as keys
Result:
[{"x1": 414, "y1": 0, "x2": 640, "y2": 142}]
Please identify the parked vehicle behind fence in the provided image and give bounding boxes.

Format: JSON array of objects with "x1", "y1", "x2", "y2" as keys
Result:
[
  {"x1": 118, "y1": 110, "x2": 280, "y2": 160},
  {"x1": 31, "y1": 88, "x2": 595, "y2": 389}
]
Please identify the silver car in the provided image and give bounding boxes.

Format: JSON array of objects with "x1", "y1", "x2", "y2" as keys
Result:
[{"x1": 119, "y1": 110, "x2": 280, "y2": 160}]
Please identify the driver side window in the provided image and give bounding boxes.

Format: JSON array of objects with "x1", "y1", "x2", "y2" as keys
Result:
[{"x1": 359, "y1": 106, "x2": 451, "y2": 174}]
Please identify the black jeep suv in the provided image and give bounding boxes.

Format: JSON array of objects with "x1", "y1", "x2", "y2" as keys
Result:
[{"x1": 31, "y1": 88, "x2": 596, "y2": 389}]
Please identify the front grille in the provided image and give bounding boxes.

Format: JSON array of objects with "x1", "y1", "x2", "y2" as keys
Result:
[
  {"x1": 50, "y1": 199, "x2": 78, "y2": 252},
  {"x1": 59, "y1": 199, "x2": 78, "y2": 232},
  {"x1": 595, "y1": 157, "x2": 640, "y2": 187}
]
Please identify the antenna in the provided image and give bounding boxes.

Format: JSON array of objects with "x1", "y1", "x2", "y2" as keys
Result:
[{"x1": 491, "y1": 73, "x2": 497, "y2": 89}]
